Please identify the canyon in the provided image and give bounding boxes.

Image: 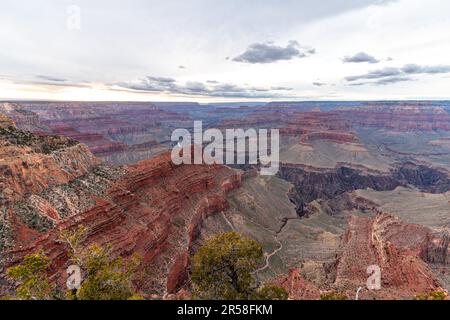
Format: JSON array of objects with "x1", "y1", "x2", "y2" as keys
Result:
[
  {"x1": 0, "y1": 101, "x2": 449, "y2": 299},
  {"x1": 0, "y1": 117, "x2": 242, "y2": 296}
]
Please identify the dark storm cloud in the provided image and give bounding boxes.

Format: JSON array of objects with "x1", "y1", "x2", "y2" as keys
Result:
[
  {"x1": 233, "y1": 41, "x2": 315, "y2": 64},
  {"x1": 116, "y1": 76, "x2": 294, "y2": 98},
  {"x1": 342, "y1": 52, "x2": 380, "y2": 64}
]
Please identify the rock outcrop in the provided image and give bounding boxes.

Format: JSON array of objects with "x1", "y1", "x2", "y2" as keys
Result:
[
  {"x1": 2, "y1": 99, "x2": 450, "y2": 300},
  {"x1": 0, "y1": 123, "x2": 98, "y2": 206},
  {"x1": 0, "y1": 114, "x2": 15, "y2": 128},
  {"x1": 274, "y1": 269, "x2": 321, "y2": 300},
  {"x1": 0, "y1": 120, "x2": 242, "y2": 296},
  {"x1": 0, "y1": 102, "x2": 188, "y2": 165},
  {"x1": 338, "y1": 104, "x2": 450, "y2": 131},
  {"x1": 278, "y1": 163, "x2": 450, "y2": 216},
  {"x1": 331, "y1": 213, "x2": 445, "y2": 299}
]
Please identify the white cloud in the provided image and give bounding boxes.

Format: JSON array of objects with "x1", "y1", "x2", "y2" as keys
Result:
[{"x1": 1, "y1": 0, "x2": 450, "y2": 101}]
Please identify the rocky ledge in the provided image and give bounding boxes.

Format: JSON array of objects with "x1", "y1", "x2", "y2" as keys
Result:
[{"x1": 0, "y1": 119, "x2": 243, "y2": 296}]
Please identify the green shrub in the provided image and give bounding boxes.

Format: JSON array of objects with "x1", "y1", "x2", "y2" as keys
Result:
[{"x1": 415, "y1": 291, "x2": 447, "y2": 300}]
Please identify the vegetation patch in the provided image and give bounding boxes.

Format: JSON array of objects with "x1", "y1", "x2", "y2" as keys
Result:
[
  {"x1": 0, "y1": 126, "x2": 78, "y2": 154},
  {"x1": 13, "y1": 202, "x2": 54, "y2": 232}
]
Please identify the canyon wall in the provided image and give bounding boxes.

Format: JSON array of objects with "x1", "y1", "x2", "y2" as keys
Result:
[
  {"x1": 331, "y1": 213, "x2": 445, "y2": 299},
  {"x1": 0, "y1": 119, "x2": 242, "y2": 296},
  {"x1": 278, "y1": 163, "x2": 450, "y2": 216}
]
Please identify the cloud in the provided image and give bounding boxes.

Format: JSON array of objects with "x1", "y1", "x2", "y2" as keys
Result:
[
  {"x1": 4, "y1": 74, "x2": 91, "y2": 88},
  {"x1": 35, "y1": 75, "x2": 68, "y2": 82},
  {"x1": 350, "y1": 76, "x2": 413, "y2": 86},
  {"x1": 233, "y1": 41, "x2": 315, "y2": 64},
  {"x1": 116, "y1": 76, "x2": 176, "y2": 92},
  {"x1": 343, "y1": 52, "x2": 380, "y2": 64},
  {"x1": 373, "y1": 0, "x2": 398, "y2": 6},
  {"x1": 313, "y1": 82, "x2": 327, "y2": 87},
  {"x1": 147, "y1": 76, "x2": 176, "y2": 83},
  {"x1": 178, "y1": 65, "x2": 186, "y2": 69},
  {"x1": 345, "y1": 63, "x2": 450, "y2": 86},
  {"x1": 401, "y1": 64, "x2": 450, "y2": 74},
  {"x1": 116, "y1": 76, "x2": 294, "y2": 98},
  {"x1": 270, "y1": 86, "x2": 294, "y2": 91},
  {"x1": 374, "y1": 76, "x2": 413, "y2": 85},
  {"x1": 1, "y1": 0, "x2": 448, "y2": 101},
  {"x1": 345, "y1": 67, "x2": 401, "y2": 82}
]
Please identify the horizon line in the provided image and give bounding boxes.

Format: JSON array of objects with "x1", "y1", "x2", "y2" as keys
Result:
[{"x1": 2, "y1": 98, "x2": 450, "y2": 104}]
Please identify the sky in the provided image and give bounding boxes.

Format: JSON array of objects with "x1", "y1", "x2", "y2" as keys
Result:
[{"x1": 1, "y1": 0, "x2": 450, "y2": 102}]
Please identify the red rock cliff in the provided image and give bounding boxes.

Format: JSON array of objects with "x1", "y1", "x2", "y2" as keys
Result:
[{"x1": 2, "y1": 135, "x2": 242, "y2": 295}]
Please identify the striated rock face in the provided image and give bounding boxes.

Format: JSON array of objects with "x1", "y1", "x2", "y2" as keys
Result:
[
  {"x1": 1, "y1": 99, "x2": 450, "y2": 299},
  {"x1": 274, "y1": 269, "x2": 321, "y2": 300},
  {"x1": 0, "y1": 103, "x2": 42, "y2": 131},
  {"x1": 0, "y1": 122, "x2": 242, "y2": 295},
  {"x1": 0, "y1": 125, "x2": 98, "y2": 206},
  {"x1": 331, "y1": 213, "x2": 445, "y2": 299},
  {"x1": 300, "y1": 131, "x2": 357, "y2": 144},
  {"x1": 0, "y1": 114, "x2": 15, "y2": 128},
  {"x1": 0, "y1": 121, "x2": 100, "y2": 268},
  {"x1": 421, "y1": 233, "x2": 450, "y2": 266},
  {"x1": 0, "y1": 102, "x2": 188, "y2": 165},
  {"x1": 338, "y1": 104, "x2": 450, "y2": 131},
  {"x1": 278, "y1": 163, "x2": 450, "y2": 216},
  {"x1": 49, "y1": 125, "x2": 128, "y2": 156},
  {"x1": 280, "y1": 112, "x2": 351, "y2": 135},
  {"x1": 5, "y1": 156, "x2": 241, "y2": 294}
]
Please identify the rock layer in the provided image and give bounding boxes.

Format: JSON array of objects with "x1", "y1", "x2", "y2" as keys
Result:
[
  {"x1": 278, "y1": 163, "x2": 450, "y2": 216},
  {"x1": 331, "y1": 213, "x2": 445, "y2": 299},
  {"x1": 0, "y1": 120, "x2": 242, "y2": 296}
]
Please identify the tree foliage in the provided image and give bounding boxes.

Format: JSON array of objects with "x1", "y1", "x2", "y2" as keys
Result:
[
  {"x1": 192, "y1": 231, "x2": 286, "y2": 300},
  {"x1": 415, "y1": 291, "x2": 447, "y2": 300},
  {"x1": 256, "y1": 284, "x2": 288, "y2": 300},
  {"x1": 59, "y1": 225, "x2": 88, "y2": 266},
  {"x1": 7, "y1": 252, "x2": 54, "y2": 300},
  {"x1": 60, "y1": 225, "x2": 142, "y2": 300},
  {"x1": 68, "y1": 244, "x2": 141, "y2": 300}
]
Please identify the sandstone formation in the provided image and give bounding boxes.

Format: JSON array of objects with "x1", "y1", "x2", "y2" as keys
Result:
[
  {"x1": 0, "y1": 119, "x2": 242, "y2": 297},
  {"x1": 278, "y1": 163, "x2": 450, "y2": 216},
  {"x1": 331, "y1": 213, "x2": 445, "y2": 299},
  {"x1": 339, "y1": 104, "x2": 450, "y2": 131},
  {"x1": 0, "y1": 114, "x2": 15, "y2": 128},
  {"x1": 1, "y1": 99, "x2": 450, "y2": 300},
  {"x1": 274, "y1": 269, "x2": 321, "y2": 300},
  {"x1": 0, "y1": 123, "x2": 98, "y2": 206},
  {"x1": 0, "y1": 102, "x2": 188, "y2": 164}
]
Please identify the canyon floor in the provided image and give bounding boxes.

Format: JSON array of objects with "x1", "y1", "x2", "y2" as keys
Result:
[{"x1": 0, "y1": 101, "x2": 449, "y2": 299}]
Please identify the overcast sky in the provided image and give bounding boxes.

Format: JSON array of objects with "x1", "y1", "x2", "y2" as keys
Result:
[{"x1": 1, "y1": 0, "x2": 450, "y2": 102}]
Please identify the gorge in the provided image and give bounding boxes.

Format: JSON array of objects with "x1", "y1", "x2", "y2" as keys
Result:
[{"x1": 0, "y1": 101, "x2": 449, "y2": 299}]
